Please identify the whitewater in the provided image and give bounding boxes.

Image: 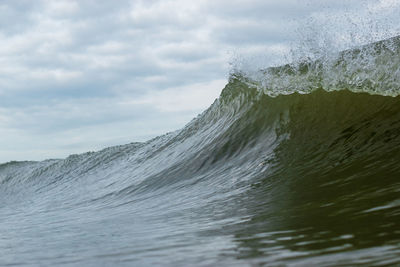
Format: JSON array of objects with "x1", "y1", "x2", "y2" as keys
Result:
[{"x1": 1, "y1": 36, "x2": 400, "y2": 266}]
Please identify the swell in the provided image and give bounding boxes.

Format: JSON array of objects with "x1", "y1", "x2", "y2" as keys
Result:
[{"x1": 2, "y1": 78, "x2": 400, "y2": 211}]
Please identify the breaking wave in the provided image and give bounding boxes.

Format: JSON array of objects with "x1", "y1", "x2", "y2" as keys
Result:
[{"x1": 1, "y1": 36, "x2": 400, "y2": 266}]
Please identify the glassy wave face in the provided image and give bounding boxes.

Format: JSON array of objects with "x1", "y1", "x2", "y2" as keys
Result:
[{"x1": 1, "y1": 36, "x2": 400, "y2": 266}]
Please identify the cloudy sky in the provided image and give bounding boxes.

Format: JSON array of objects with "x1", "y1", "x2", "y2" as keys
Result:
[{"x1": 0, "y1": 0, "x2": 399, "y2": 163}]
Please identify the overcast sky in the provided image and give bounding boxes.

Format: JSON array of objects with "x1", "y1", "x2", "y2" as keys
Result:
[{"x1": 0, "y1": 0, "x2": 399, "y2": 163}]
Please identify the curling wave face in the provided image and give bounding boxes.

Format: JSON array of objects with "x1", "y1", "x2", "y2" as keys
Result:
[{"x1": 1, "y1": 36, "x2": 400, "y2": 266}]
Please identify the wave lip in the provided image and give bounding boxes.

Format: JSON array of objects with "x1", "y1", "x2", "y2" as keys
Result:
[{"x1": 238, "y1": 35, "x2": 400, "y2": 97}]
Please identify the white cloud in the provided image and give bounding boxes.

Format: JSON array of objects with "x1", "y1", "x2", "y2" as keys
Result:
[
  {"x1": 123, "y1": 79, "x2": 226, "y2": 112},
  {"x1": 369, "y1": 0, "x2": 400, "y2": 11},
  {"x1": 28, "y1": 69, "x2": 82, "y2": 82},
  {"x1": 44, "y1": 0, "x2": 79, "y2": 16}
]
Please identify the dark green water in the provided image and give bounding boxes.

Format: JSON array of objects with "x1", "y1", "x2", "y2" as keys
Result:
[{"x1": 1, "y1": 37, "x2": 400, "y2": 266}]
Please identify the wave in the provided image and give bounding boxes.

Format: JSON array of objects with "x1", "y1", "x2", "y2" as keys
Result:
[{"x1": 1, "y1": 36, "x2": 400, "y2": 266}]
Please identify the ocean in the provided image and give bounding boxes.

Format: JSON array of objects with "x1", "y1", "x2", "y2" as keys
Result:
[{"x1": 1, "y1": 36, "x2": 400, "y2": 266}]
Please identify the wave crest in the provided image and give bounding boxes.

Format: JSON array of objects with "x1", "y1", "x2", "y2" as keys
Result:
[{"x1": 236, "y1": 35, "x2": 400, "y2": 97}]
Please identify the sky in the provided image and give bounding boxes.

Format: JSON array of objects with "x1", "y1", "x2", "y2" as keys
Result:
[{"x1": 0, "y1": 0, "x2": 399, "y2": 163}]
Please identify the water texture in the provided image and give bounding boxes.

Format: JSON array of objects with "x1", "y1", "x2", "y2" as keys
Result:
[{"x1": 1, "y1": 36, "x2": 400, "y2": 266}]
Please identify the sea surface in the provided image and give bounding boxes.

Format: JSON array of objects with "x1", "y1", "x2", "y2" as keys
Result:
[{"x1": 1, "y1": 36, "x2": 400, "y2": 266}]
